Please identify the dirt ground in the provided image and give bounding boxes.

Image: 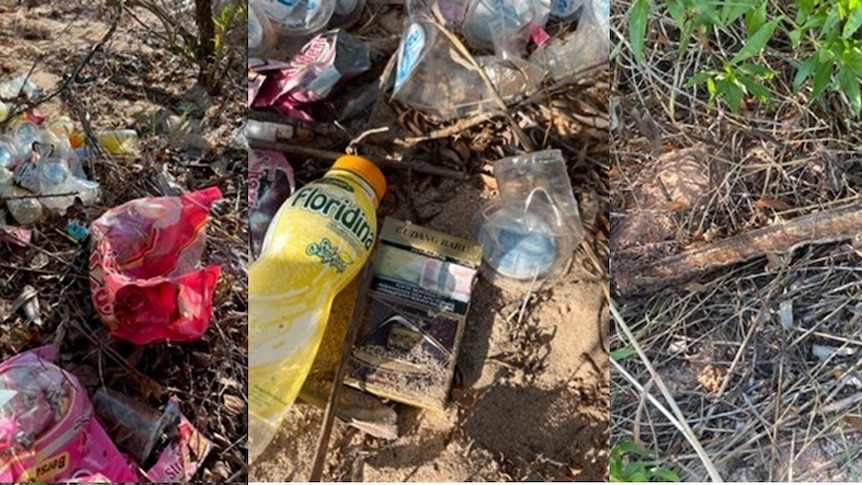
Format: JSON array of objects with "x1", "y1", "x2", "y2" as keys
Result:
[
  {"x1": 611, "y1": 0, "x2": 862, "y2": 481},
  {"x1": 0, "y1": 2, "x2": 246, "y2": 481},
  {"x1": 248, "y1": 2, "x2": 610, "y2": 481}
]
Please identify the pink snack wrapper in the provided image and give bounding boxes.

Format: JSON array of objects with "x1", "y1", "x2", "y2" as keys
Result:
[
  {"x1": 249, "y1": 149, "x2": 294, "y2": 258},
  {"x1": 253, "y1": 30, "x2": 370, "y2": 120},
  {"x1": 65, "y1": 473, "x2": 114, "y2": 483},
  {"x1": 144, "y1": 402, "x2": 213, "y2": 483},
  {"x1": 0, "y1": 346, "x2": 139, "y2": 483},
  {"x1": 89, "y1": 187, "x2": 223, "y2": 345}
]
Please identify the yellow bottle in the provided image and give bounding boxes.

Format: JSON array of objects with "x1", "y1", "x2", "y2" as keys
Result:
[{"x1": 248, "y1": 155, "x2": 386, "y2": 462}]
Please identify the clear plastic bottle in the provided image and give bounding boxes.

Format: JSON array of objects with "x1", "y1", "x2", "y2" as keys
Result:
[
  {"x1": 256, "y1": 0, "x2": 336, "y2": 36},
  {"x1": 249, "y1": 0, "x2": 278, "y2": 58},
  {"x1": 248, "y1": 155, "x2": 386, "y2": 462}
]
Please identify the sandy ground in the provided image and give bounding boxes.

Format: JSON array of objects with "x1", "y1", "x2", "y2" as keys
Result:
[{"x1": 250, "y1": 178, "x2": 610, "y2": 481}]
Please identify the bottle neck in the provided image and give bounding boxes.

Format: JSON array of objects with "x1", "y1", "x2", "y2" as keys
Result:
[{"x1": 327, "y1": 168, "x2": 380, "y2": 208}]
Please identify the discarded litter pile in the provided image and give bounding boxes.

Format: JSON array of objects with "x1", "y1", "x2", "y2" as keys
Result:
[
  {"x1": 247, "y1": 0, "x2": 606, "y2": 471},
  {"x1": 0, "y1": 75, "x2": 140, "y2": 244},
  {"x1": 0, "y1": 74, "x2": 224, "y2": 482}
]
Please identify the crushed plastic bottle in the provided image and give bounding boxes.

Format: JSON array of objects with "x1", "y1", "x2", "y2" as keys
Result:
[
  {"x1": 392, "y1": 16, "x2": 542, "y2": 120},
  {"x1": 0, "y1": 74, "x2": 44, "y2": 100},
  {"x1": 248, "y1": 155, "x2": 386, "y2": 462},
  {"x1": 550, "y1": 0, "x2": 584, "y2": 19},
  {"x1": 12, "y1": 143, "x2": 99, "y2": 212},
  {"x1": 474, "y1": 149, "x2": 584, "y2": 292},
  {"x1": 328, "y1": 0, "x2": 365, "y2": 28},
  {"x1": 249, "y1": 0, "x2": 278, "y2": 58},
  {"x1": 530, "y1": 0, "x2": 609, "y2": 80},
  {"x1": 254, "y1": 0, "x2": 336, "y2": 36},
  {"x1": 461, "y1": 0, "x2": 551, "y2": 58},
  {"x1": 0, "y1": 167, "x2": 44, "y2": 225},
  {"x1": 0, "y1": 135, "x2": 20, "y2": 168}
]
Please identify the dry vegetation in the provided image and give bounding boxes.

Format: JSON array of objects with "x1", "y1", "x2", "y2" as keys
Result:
[
  {"x1": 0, "y1": 1, "x2": 246, "y2": 481},
  {"x1": 611, "y1": 0, "x2": 862, "y2": 481}
]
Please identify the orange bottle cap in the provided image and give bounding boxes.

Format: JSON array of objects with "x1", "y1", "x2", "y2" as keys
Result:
[{"x1": 332, "y1": 155, "x2": 387, "y2": 201}]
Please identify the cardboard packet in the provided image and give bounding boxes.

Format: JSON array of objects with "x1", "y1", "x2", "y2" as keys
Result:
[{"x1": 345, "y1": 218, "x2": 482, "y2": 410}]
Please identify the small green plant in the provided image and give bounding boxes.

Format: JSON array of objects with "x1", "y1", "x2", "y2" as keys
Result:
[
  {"x1": 627, "y1": 0, "x2": 862, "y2": 116},
  {"x1": 610, "y1": 439, "x2": 681, "y2": 482}
]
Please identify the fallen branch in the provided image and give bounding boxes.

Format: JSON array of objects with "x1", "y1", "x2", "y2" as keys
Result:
[
  {"x1": 249, "y1": 139, "x2": 470, "y2": 180},
  {"x1": 614, "y1": 200, "x2": 862, "y2": 296}
]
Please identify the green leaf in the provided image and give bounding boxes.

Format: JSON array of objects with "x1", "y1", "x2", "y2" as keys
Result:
[
  {"x1": 793, "y1": 56, "x2": 819, "y2": 91},
  {"x1": 685, "y1": 70, "x2": 714, "y2": 87},
  {"x1": 721, "y1": 79, "x2": 745, "y2": 112},
  {"x1": 650, "y1": 466, "x2": 683, "y2": 482},
  {"x1": 723, "y1": 0, "x2": 756, "y2": 26},
  {"x1": 843, "y1": 46, "x2": 862, "y2": 72},
  {"x1": 812, "y1": 60, "x2": 834, "y2": 99},
  {"x1": 666, "y1": 0, "x2": 686, "y2": 27},
  {"x1": 745, "y1": 0, "x2": 768, "y2": 37},
  {"x1": 730, "y1": 16, "x2": 783, "y2": 65},
  {"x1": 622, "y1": 462, "x2": 647, "y2": 478},
  {"x1": 824, "y1": 7, "x2": 843, "y2": 33},
  {"x1": 628, "y1": 470, "x2": 649, "y2": 482},
  {"x1": 698, "y1": 2, "x2": 725, "y2": 29},
  {"x1": 739, "y1": 63, "x2": 773, "y2": 78},
  {"x1": 629, "y1": 0, "x2": 651, "y2": 64},
  {"x1": 737, "y1": 74, "x2": 771, "y2": 102},
  {"x1": 613, "y1": 440, "x2": 651, "y2": 456},
  {"x1": 707, "y1": 76, "x2": 717, "y2": 97},
  {"x1": 843, "y1": 6, "x2": 862, "y2": 38},
  {"x1": 610, "y1": 348, "x2": 636, "y2": 361},
  {"x1": 838, "y1": 67, "x2": 862, "y2": 116},
  {"x1": 788, "y1": 29, "x2": 802, "y2": 47}
]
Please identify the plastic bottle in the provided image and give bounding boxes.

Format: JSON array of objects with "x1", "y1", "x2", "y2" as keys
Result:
[
  {"x1": 0, "y1": 167, "x2": 43, "y2": 225},
  {"x1": 530, "y1": 0, "x2": 609, "y2": 79},
  {"x1": 255, "y1": 0, "x2": 336, "y2": 36},
  {"x1": 249, "y1": 0, "x2": 278, "y2": 58},
  {"x1": 248, "y1": 155, "x2": 386, "y2": 462}
]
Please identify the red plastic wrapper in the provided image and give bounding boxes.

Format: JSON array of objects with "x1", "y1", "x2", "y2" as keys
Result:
[
  {"x1": 252, "y1": 30, "x2": 371, "y2": 120},
  {"x1": 89, "y1": 187, "x2": 223, "y2": 345},
  {"x1": 0, "y1": 346, "x2": 140, "y2": 483},
  {"x1": 249, "y1": 149, "x2": 294, "y2": 258}
]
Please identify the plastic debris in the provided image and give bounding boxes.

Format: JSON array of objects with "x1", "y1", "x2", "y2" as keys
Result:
[
  {"x1": 9, "y1": 284, "x2": 40, "y2": 326},
  {"x1": 13, "y1": 142, "x2": 100, "y2": 212},
  {"x1": 248, "y1": 149, "x2": 295, "y2": 259},
  {"x1": 92, "y1": 388, "x2": 213, "y2": 482},
  {"x1": 0, "y1": 346, "x2": 140, "y2": 483},
  {"x1": 0, "y1": 224, "x2": 31, "y2": 246},
  {"x1": 530, "y1": 0, "x2": 609, "y2": 79},
  {"x1": 89, "y1": 187, "x2": 223, "y2": 345},
  {"x1": 252, "y1": 30, "x2": 371, "y2": 121},
  {"x1": 474, "y1": 149, "x2": 585, "y2": 291},
  {"x1": 253, "y1": 0, "x2": 336, "y2": 36},
  {"x1": 392, "y1": 17, "x2": 542, "y2": 120}
]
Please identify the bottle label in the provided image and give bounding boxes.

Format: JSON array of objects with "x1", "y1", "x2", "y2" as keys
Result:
[
  {"x1": 551, "y1": 0, "x2": 581, "y2": 17},
  {"x1": 263, "y1": 0, "x2": 300, "y2": 23},
  {"x1": 395, "y1": 23, "x2": 426, "y2": 90},
  {"x1": 290, "y1": 182, "x2": 375, "y2": 251},
  {"x1": 305, "y1": 237, "x2": 351, "y2": 273}
]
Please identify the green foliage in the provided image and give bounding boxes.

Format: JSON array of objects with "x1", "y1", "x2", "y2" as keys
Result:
[
  {"x1": 627, "y1": 0, "x2": 862, "y2": 116},
  {"x1": 610, "y1": 440, "x2": 681, "y2": 482},
  {"x1": 610, "y1": 347, "x2": 636, "y2": 361}
]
